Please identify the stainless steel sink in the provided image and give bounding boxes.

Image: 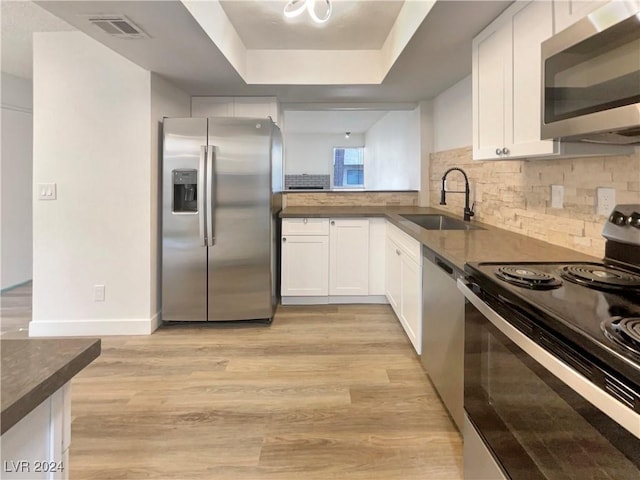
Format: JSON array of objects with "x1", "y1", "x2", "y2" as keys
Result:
[{"x1": 400, "y1": 214, "x2": 483, "y2": 231}]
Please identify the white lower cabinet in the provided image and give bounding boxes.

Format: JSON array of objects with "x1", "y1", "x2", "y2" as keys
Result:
[
  {"x1": 281, "y1": 216, "x2": 422, "y2": 354},
  {"x1": 400, "y1": 255, "x2": 421, "y2": 353},
  {"x1": 385, "y1": 224, "x2": 422, "y2": 354},
  {"x1": 329, "y1": 218, "x2": 370, "y2": 296},
  {"x1": 385, "y1": 238, "x2": 402, "y2": 311},
  {"x1": 281, "y1": 234, "x2": 329, "y2": 296},
  {"x1": 1, "y1": 383, "x2": 71, "y2": 480},
  {"x1": 281, "y1": 217, "x2": 386, "y2": 303},
  {"x1": 368, "y1": 218, "x2": 387, "y2": 296}
]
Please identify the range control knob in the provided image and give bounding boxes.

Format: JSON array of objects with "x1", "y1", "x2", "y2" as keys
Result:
[
  {"x1": 609, "y1": 210, "x2": 627, "y2": 226},
  {"x1": 628, "y1": 212, "x2": 640, "y2": 229}
]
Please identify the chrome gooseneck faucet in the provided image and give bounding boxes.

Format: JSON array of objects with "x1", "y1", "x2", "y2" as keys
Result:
[{"x1": 440, "y1": 167, "x2": 475, "y2": 222}]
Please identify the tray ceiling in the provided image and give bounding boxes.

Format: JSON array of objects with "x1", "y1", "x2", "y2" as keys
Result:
[
  {"x1": 18, "y1": 1, "x2": 513, "y2": 102},
  {"x1": 219, "y1": 1, "x2": 405, "y2": 50}
]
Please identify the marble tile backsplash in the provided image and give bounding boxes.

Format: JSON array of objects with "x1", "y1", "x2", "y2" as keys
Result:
[{"x1": 429, "y1": 147, "x2": 640, "y2": 257}]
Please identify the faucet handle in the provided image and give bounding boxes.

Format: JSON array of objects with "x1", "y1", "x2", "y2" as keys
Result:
[{"x1": 466, "y1": 202, "x2": 476, "y2": 219}]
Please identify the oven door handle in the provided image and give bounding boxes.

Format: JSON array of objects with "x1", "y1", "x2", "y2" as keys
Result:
[{"x1": 457, "y1": 279, "x2": 640, "y2": 439}]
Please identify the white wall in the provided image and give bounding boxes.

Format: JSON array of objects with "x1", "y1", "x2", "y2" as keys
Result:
[
  {"x1": 1, "y1": 73, "x2": 33, "y2": 289},
  {"x1": 285, "y1": 133, "x2": 365, "y2": 175},
  {"x1": 30, "y1": 31, "x2": 154, "y2": 336},
  {"x1": 433, "y1": 75, "x2": 472, "y2": 152},
  {"x1": 150, "y1": 73, "x2": 191, "y2": 319},
  {"x1": 364, "y1": 109, "x2": 420, "y2": 190},
  {"x1": 418, "y1": 100, "x2": 434, "y2": 206}
]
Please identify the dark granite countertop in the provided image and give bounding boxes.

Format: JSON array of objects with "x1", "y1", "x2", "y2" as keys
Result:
[
  {"x1": 1, "y1": 338, "x2": 101, "y2": 434},
  {"x1": 280, "y1": 206, "x2": 598, "y2": 269}
]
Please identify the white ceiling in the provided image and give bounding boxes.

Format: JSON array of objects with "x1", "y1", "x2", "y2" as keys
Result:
[
  {"x1": 5, "y1": 1, "x2": 513, "y2": 103},
  {"x1": 219, "y1": 1, "x2": 405, "y2": 50},
  {"x1": 284, "y1": 110, "x2": 388, "y2": 133},
  {"x1": 1, "y1": 1, "x2": 75, "y2": 79}
]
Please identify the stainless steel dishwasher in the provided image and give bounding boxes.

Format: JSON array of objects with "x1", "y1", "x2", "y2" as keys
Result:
[{"x1": 421, "y1": 246, "x2": 465, "y2": 431}]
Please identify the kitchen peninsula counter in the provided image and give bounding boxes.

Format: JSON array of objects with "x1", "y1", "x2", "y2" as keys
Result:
[
  {"x1": 1, "y1": 337, "x2": 101, "y2": 434},
  {"x1": 280, "y1": 205, "x2": 598, "y2": 268}
]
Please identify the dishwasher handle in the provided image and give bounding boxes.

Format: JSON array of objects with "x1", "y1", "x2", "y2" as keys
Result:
[{"x1": 435, "y1": 257, "x2": 454, "y2": 276}]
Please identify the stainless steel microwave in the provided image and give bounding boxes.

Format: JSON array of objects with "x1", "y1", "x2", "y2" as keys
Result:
[{"x1": 541, "y1": 2, "x2": 640, "y2": 144}]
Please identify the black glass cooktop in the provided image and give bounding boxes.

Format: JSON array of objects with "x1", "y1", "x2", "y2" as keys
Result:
[{"x1": 466, "y1": 261, "x2": 640, "y2": 387}]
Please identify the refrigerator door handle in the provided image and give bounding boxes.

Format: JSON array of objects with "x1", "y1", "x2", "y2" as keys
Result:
[
  {"x1": 198, "y1": 145, "x2": 207, "y2": 246},
  {"x1": 207, "y1": 145, "x2": 215, "y2": 246}
]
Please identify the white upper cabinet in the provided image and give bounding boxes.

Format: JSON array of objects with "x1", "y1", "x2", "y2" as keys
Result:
[
  {"x1": 472, "y1": 0, "x2": 632, "y2": 161},
  {"x1": 233, "y1": 97, "x2": 279, "y2": 121},
  {"x1": 510, "y1": 1, "x2": 555, "y2": 157},
  {"x1": 473, "y1": 1, "x2": 556, "y2": 160},
  {"x1": 473, "y1": 15, "x2": 511, "y2": 160},
  {"x1": 191, "y1": 97, "x2": 280, "y2": 124},
  {"x1": 553, "y1": 1, "x2": 608, "y2": 32}
]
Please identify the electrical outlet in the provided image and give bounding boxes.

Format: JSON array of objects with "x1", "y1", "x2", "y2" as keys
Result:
[
  {"x1": 94, "y1": 285, "x2": 105, "y2": 302},
  {"x1": 596, "y1": 187, "x2": 616, "y2": 216},
  {"x1": 37, "y1": 183, "x2": 57, "y2": 200},
  {"x1": 551, "y1": 185, "x2": 564, "y2": 209}
]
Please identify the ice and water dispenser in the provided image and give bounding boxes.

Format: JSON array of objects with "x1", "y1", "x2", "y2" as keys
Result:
[{"x1": 172, "y1": 169, "x2": 198, "y2": 213}]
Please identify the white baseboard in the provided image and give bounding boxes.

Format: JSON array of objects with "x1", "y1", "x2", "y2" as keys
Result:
[
  {"x1": 330, "y1": 295, "x2": 388, "y2": 304},
  {"x1": 281, "y1": 295, "x2": 389, "y2": 306},
  {"x1": 29, "y1": 316, "x2": 159, "y2": 337},
  {"x1": 149, "y1": 312, "x2": 161, "y2": 333},
  {"x1": 282, "y1": 296, "x2": 329, "y2": 305}
]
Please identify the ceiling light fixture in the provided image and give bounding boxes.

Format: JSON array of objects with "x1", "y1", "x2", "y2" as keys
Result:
[
  {"x1": 284, "y1": 0, "x2": 332, "y2": 24},
  {"x1": 345, "y1": 132, "x2": 351, "y2": 139}
]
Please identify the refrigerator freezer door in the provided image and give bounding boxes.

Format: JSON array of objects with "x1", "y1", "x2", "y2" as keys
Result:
[
  {"x1": 207, "y1": 117, "x2": 273, "y2": 321},
  {"x1": 162, "y1": 118, "x2": 208, "y2": 321}
]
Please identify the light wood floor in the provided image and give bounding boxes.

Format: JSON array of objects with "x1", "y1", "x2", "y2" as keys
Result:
[
  {"x1": 1, "y1": 288, "x2": 462, "y2": 479},
  {"x1": 0, "y1": 281, "x2": 32, "y2": 338}
]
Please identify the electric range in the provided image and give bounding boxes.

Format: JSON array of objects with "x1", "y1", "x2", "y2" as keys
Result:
[
  {"x1": 461, "y1": 204, "x2": 640, "y2": 479},
  {"x1": 468, "y1": 205, "x2": 640, "y2": 404}
]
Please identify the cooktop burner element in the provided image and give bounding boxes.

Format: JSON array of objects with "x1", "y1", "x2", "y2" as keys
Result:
[
  {"x1": 602, "y1": 317, "x2": 640, "y2": 357},
  {"x1": 560, "y1": 265, "x2": 640, "y2": 293},
  {"x1": 496, "y1": 266, "x2": 562, "y2": 290}
]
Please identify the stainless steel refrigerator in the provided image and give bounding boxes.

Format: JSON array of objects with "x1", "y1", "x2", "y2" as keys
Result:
[{"x1": 161, "y1": 117, "x2": 283, "y2": 322}]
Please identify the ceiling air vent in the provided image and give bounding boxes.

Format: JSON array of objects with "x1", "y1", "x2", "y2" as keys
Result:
[{"x1": 84, "y1": 15, "x2": 150, "y2": 39}]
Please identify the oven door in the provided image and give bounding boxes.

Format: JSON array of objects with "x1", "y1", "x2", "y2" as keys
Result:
[{"x1": 459, "y1": 280, "x2": 640, "y2": 480}]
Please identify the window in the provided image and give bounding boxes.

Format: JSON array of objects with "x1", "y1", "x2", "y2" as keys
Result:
[{"x1": 333, "y1": 147, "x2": 364, "y2": 188}]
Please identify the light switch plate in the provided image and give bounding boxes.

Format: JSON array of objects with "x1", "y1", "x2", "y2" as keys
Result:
[
  {"x1": 38, "y1": 183, "x2": 57, "y2": 200},
  {"x1": 551, "y1": 185, "x2": 564, "y2": 209},
  {"x1": 94, "y1": 285, "x2": 105, "y2": 302},
  {"x1": 596, "y1": 187, "x2": 615, "y2": 216}
]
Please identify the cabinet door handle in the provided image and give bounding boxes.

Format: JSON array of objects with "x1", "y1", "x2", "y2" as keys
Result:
[
  {"x1": 502, "y1": 147, "x2": 509, "y2": 155},
  {"x1": 495, "y1": 148, "x2": 502, "y2": 155},
  {"x1": 331, "y1": 220, "x2": 335, "y2": 226},
  {"x1": 282, "y1": 237, "x2": 287, "y2": 242}
]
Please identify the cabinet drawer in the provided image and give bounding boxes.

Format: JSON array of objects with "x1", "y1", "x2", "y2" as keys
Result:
[
  {"x1": 386, "y1": 221, "x2": 421, "y2": 264},
  {"x1": 282, "y1": 218, "x2": 329, "y2": 235}
]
